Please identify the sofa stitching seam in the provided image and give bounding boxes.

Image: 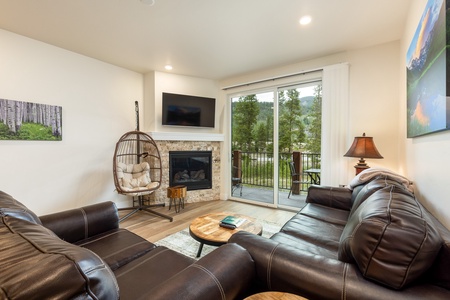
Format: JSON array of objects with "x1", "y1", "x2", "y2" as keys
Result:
[
  {"x1": 115, "y1": 248, "x2": 171, "y2": 278},
  {"x1": 192, "y1": 264, "x2": 226, "y2": 300},
  {"x1": 342, "y1": 263, "x2": 348, "y2": 300},
  {"x1": 267, "y1": 244, "x2": 279, "y2": 289},
  {"x1": 80, "y1": 208, "x2": 88, "y2": 239}
]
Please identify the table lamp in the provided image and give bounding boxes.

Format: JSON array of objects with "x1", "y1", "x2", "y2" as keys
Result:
[{"x1": 344, "y1": 133, "x2": 383, "y2": 175}]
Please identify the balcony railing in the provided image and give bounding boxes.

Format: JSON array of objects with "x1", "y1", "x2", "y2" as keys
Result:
[{"x1": 232, "y1": 151, "x2": 321, "y2": 192}]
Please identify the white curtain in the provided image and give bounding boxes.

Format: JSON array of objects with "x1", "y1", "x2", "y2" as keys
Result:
[{"x1": 321, "y1": 63, "x2": 350, "y2": 187}]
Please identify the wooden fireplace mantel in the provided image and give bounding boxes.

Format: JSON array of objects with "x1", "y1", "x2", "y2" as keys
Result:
[{"x1": 148, "y1": 131, "x2": 224, "y2": 142}]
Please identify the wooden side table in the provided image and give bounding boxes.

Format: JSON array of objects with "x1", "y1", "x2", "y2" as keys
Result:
[
  {"x1": 167, "y1": 185, "x2": 186, "y2": 213},
  {"x1": 244, "y1": 291, "x2": 308, "y2": 300}
]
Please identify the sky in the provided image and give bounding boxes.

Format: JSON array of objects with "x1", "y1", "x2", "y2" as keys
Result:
[{"x1": 232, "y1": 84, "x2": 318, "y2": 103}]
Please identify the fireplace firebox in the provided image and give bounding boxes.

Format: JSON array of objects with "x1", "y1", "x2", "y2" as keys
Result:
[{"x1": 169, "y1": 151, "x2": 212, "y2": 191}]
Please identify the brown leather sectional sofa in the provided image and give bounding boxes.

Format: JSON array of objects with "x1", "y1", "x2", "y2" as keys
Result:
[
  {"x1": 0, "y1": 190, "x2": 254, "y2": 299},
  {"x1": 3, "y1": 170, "x2": 450, "y2": 299},
  {"x1": 230, "y1": 174, "x2": 450, "y2": 299}
]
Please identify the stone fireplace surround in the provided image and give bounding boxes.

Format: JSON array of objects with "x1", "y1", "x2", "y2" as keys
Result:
[{"x1": 148, "y1": 132, "x2": 223, "y2": 205}]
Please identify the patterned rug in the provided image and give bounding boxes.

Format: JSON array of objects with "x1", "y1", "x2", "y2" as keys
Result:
[{"x1": 155, "y1": 220, "x2": 282, "y2": 259}]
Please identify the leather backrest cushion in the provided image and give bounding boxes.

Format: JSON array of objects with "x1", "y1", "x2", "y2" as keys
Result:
[
  {"x1": 0, "y1": 190, "x2": 42, "y2": 224},
  {"x1": 1, "y1": 215, "x2": 119, "y2": 300},
  {"x1": 338, "y1": 186, "x2": 442, "y2": 289},
  {"x1": 426, "y1": 214, "x2": 450, "y2": 289},
  {"x1": 349, "y1": 176, "x2": 407, "y2": 217},
  {"x1": 350, "y1": 184, "x2": 364, "y2": 205}
]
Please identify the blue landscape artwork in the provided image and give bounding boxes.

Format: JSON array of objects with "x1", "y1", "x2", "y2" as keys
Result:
[{"x1": 406, "y1": 0, "x2": 449, "y2": 138}]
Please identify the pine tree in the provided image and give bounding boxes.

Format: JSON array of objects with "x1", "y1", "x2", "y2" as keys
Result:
[
  {"x1": 305, "y1": 85, "x2": 322, "y2": 153},
  {"x1": 232, "y1": 95, "x2": 259, "y2": 151},
  {"x1": 278, "y1": 89, "x2": 305, "y2": 152}
]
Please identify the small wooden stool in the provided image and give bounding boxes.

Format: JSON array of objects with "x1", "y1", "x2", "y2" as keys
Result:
[{"x1": 167, "y1": 185, "x2": 187, "y2": 213}]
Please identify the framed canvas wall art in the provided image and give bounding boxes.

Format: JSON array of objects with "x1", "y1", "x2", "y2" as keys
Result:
[
  {"x1": 406, "y1": 0, "x2": 450, "y2": 138},
  {"x1": 0, "y1": 98, "x2": 62, "y2": 141}
]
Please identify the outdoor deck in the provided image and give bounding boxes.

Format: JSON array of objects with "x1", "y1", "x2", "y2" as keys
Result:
[{"x1": 231, "y1": 185, "x2": 307, "y2": 209}]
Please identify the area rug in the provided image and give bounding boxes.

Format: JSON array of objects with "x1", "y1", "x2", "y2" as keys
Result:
[{"x1": 155, "y1": 220, "x2": 282, "y2": 259}]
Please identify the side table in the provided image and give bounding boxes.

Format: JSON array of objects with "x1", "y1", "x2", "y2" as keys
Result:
[
  {"x1": 244, "y1": 291, "x2": 308, "y2": 300},
  {"x1": 167, "y1": 185, "x2": 186, "y2": 213},
  {"x1": 189, "y1": 212, "x2": 262, "y2": 257}
]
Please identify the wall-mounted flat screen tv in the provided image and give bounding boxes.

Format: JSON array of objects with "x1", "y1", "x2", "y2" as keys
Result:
[{"x1": 162, "y1": 92, "x2": 215, "y2": 128}]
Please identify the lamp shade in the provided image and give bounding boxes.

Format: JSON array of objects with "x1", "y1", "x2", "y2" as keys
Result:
[{"x1": 344, "y1": 133, "x2": 383, "y2": 159}]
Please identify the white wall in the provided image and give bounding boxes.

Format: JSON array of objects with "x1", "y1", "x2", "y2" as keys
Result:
[
  {"x1": 401, "y1": 0, "x2": 450, "y2": 229},
  {"x1": 220, "y1": 41, "x2": 401, "y2": 183},
  {"x1": 0, "y1": 29, "x2": 143, "y2": 215},
  {"x1": 346, "y1": 42, "x2": 401, "y2": 175}
]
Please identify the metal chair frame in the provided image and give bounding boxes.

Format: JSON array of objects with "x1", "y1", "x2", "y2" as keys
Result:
[
  {"x1": 231, "y1": 165, "x2": 243, "y2": 196},
  {"x1": 288, "y1": 161, "x2": 301, "y2": 199}
]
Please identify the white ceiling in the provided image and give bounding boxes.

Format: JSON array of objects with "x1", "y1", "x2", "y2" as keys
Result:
[{"x1": 0, "y1": 0, "x2": 412, "y2": 80}]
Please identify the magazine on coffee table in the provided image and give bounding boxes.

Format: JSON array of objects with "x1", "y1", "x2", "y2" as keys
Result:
[{"x1": 219, "y1": 215, "x2": 246, "y2": 229}]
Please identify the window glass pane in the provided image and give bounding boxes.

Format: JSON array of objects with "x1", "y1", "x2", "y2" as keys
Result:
[{"x1": 231, "y1": 92, "x2": 275, "y2": 204}]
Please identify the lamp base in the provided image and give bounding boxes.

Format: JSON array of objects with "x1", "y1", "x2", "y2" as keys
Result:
[
  {"x1": 354, "y1": 158, "x2": 369, "y2": 175},
  {"x1": 354, "y1": 165, "x2": 369, "y2": 175}
]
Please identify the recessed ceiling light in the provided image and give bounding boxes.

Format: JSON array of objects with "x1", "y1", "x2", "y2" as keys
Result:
[
  {"x1": 165, "y1": 65, "x2": 173, "y2": 71},
  {"x1": 140, "y1": 0, "x2": 155, "y2": 6},
  {"x1": 299, "y1": 15, "x2": 312, "y2": 25}
]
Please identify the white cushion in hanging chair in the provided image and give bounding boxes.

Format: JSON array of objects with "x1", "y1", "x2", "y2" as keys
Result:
[{"x1": 116, "y1": 162, "x2": 159, "y2": 193}]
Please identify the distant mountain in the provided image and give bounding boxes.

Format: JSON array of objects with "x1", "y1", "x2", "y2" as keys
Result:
[{"x1": 300, "y1": 96, "x2": 315, "y2": 113}]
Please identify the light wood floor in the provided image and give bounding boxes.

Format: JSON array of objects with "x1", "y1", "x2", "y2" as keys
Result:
[{"x1": 119, "y1": 200, "x2": 296, "y2": 243}]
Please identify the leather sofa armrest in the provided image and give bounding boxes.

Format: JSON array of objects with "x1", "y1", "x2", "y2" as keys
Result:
[
  {"x1": 39, "y1": 201, "x2": 119, "y2": 243},
  {"x1": 306, "y1": 185, "x2": 353, "y2": 210},
  {"x1": 140, "y1": 243, "x2": 255, "y2": 300},
  {"x1": 229, "y1": 231, "x2": 347, "y2": 299}
]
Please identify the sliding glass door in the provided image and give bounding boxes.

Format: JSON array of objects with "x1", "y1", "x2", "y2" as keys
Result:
[{"x1": 230, "y1": 81, "x2": 322, "y2": 209}]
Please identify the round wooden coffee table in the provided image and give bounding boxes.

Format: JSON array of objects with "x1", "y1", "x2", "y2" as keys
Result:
[
  {"x1": 189, "y1": 212, "x2": 262, "y2": 257},
  {"x1": 244, "y1": 292, "x2": 308, "y2": 300}
]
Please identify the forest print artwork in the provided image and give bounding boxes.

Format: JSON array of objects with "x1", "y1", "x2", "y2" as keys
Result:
[
  {"x1": 406, "y1": 0, "x2": 450, "y2": 137},
  {"x1": 0, "y1": 98, "x2": 62, "y2": 140}
]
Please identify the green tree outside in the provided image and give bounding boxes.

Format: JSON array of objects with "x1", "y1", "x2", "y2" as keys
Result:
[
  {"x1": 305, "y1": 85, "x2": 322, "y2": 153},
  {"x1": 278, "y1": 89, "x2": 306, "y2": 152},
  {"x1": 232, "y1": 94, "x2": 259, "y2": 151},
  {"x1": 232, "y1": 85, "x2": 321, "y2": 155}
]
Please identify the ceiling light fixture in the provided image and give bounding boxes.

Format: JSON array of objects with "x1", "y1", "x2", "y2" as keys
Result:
[
  {"x1": 165, "y1": 65, "x2": 173, "y2": 71},
  {"x1": 299, "y1": 15, "x2": 312, "y2": 25},
  {"x1": 140, "y1": 0, "x2": 155, "y2": 6}
]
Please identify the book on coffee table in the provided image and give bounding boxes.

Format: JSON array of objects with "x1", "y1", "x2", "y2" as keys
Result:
[{"x1": 219, "y1": 215, "x2": 246, "y2": 229}]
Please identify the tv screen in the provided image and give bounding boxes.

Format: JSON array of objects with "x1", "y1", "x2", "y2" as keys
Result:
[{"x1": 162, "y1": 93, "x2": 215, "y2": 128}]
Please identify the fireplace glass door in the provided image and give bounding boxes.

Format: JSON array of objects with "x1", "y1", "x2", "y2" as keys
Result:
[{"x1": 169, "y1": 151, "x2": 212, "y2": 191}]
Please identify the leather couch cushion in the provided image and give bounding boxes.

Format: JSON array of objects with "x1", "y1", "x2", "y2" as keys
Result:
[
  {"x1": 114, "y1": 246, "x2": 194, "y2": 299},
  {"x1": 272, "y1": 232, "x2": 339, "y2": 259},
  {"x1": 1, "y1": 215, "x2": 119, "y2": 299},
  {"x1": 143, "y1": 243, "x2": 255, "y2": 300},
  {"x1": 299, "y1": 203, "x2": 350, "y2": 226},
  {"x1": 0, "y1": 190, "x2": 42, "y2": 224},
  {"x1": 427, "y1": 214, "x2": 450, "y2": 289},
  {"x1": 349, "y1": 177, "x2": 405, "y2": 217},
  {"x1": 338, "y1": 186, "x2": 443, "y2": 289},
  {"x1": 75, "y1": 228, "x2": 156, "y2": 271},
  {"x1": 279, "y1": 212, "x2": 345, "y2": 253}
]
